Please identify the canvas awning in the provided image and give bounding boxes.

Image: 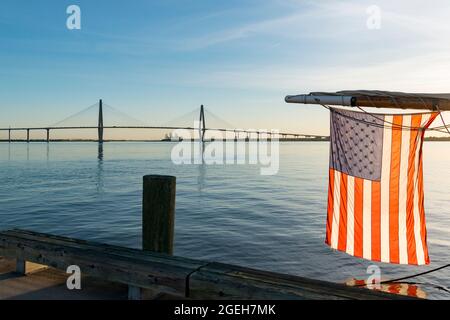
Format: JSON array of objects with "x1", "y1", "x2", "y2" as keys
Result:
[{"x1": 285, "y1": 90, "x2": 450, "y2": 111}]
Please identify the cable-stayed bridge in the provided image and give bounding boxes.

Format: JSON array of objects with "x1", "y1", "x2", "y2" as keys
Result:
[{"x1": 0, "y1": 100, "x2": 328, "y2": 142}]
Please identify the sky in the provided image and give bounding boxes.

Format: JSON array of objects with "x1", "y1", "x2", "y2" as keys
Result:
[{"x1": 2, "y1": 0, "x2": 450, "y2": 137}]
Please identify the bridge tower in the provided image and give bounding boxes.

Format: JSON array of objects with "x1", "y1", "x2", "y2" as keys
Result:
[
  {"x1": 98, "y1": 99, "x2": 104, "y2": 143},
  {"x1": 199, "y1": 105, "x2": 206, "y2": 142}
]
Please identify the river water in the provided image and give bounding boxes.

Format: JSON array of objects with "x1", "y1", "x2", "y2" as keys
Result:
[{"x1": 1, "y1": 142, "x2": 449, "y2": 299}]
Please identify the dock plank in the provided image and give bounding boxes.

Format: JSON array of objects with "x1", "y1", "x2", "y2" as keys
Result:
[
  {"x1": 188, "y1": 262, "x2": 414, "y2": 300},
  {"x1": 0, "y1": 230, "x2": 417, "y2": 300}
]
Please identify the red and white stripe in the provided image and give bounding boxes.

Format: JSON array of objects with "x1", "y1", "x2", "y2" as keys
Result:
[{"x1": 326, "y1": 112, "x2": 437, "y2": 265}]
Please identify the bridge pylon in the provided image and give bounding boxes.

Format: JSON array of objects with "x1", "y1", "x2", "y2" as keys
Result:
[
  {"x1": 98, "y1": 99, "x2": 104, "y2": 143},
  {"x1": 199, "y1": 105, "x2": 206, "y2": 142}
]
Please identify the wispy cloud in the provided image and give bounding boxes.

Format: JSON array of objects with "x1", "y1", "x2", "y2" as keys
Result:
[
  {"x1": 174, "y1": 50, "x2": 450, "y2": 93},
  {"x1": 177, "y1": 0, "x2": 450, "y2": 51}
]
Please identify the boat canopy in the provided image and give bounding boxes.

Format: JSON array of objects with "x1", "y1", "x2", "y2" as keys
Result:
[{"x1": 285, "y1": 90, "x2": 450, "y2": 111}]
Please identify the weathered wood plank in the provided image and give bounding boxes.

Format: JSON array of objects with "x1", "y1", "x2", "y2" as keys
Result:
[
  {"x1": 0, "y1": 230, "x2": 417, "y2": 300},
  {"x1": 0, "y1": 231, "x2": 204, "y2": 294},
  {"x1": 128, "y1": 285, "x2": 141, "y2": 300},
  {"x1": 4, "y1": 229, "x2": 200, "y2": 266},
  {"x1": 188, "y1": 262, "x2": 416, "y2": 300},
  {"x1": 16, "y1": 258, "x2": 26, "y2": 275}
]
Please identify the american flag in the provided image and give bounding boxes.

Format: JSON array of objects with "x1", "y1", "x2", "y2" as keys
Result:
[{"x1": 325, "y1": 108, "x2": 438, "y2": 265}]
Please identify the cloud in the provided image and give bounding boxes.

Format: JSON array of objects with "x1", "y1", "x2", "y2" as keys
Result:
[
  {"x1": 176, "y1": 0, "x2": 450, "y2": 52},
  {"x1": 175, "y1": 49, "x2": 450, "y2": 93}
]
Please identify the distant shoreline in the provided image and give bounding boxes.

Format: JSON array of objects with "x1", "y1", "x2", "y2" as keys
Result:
[
  {"x1": 1, "y1": 137, "x2": 449, "y2": 143},
  {"x1": 0, "y1": 138, "x2": 330, "y2": 143}
]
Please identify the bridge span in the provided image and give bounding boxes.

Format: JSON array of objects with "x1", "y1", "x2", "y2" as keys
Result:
[{"x1": 0, "y1": 100, "x2": 329, "y2": 143}]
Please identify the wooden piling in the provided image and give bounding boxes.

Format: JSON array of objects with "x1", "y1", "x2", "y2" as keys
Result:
[
  {"x1": 142, "y1": 175, "x2": 176, "y2": 254},
  {"x1": 132, "y1": 175, "x2": 176, "y2": 300},
  {"x1": 16, "y1": 259, "x2": 26, "y2": 275}
]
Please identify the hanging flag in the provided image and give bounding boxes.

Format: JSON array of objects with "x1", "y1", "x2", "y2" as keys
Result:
[{"x1": 325, "y1": 108, "x2": 438, "y2": 265}]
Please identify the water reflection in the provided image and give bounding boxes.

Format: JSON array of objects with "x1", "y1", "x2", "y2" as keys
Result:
[
  {"x1": 46, "y1": 143, "x2": 50, "y2": 162},
  {"x1": 346, "y1": 278, "x2": 427, "y2": 299},
  {"x1": 96, "y1": 143, "x2": 104, "y2": 193},
  {"x1": 98, "y1": 143, "x2": 104, "y2": 161},
  {"x1": 197, "y1": 162, "x2": 206, "y2": 192}
]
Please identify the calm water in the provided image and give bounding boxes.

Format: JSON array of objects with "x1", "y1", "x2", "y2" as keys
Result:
[{"x1": 1, "y1": 142, "x2": 450, "y2": 299}]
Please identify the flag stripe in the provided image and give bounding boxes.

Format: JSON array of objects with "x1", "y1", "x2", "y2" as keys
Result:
[
  {"x1": 326, "y1": 168, "x2": 335, "y2": 245},
  {"x1": 418, "y1": 116, "x2": 429, "y2": 264},
  {"x1": 371, "y1": 181, "x2": 381, "y2": 261},
  {"x1": 406, "y1": 114, "x2": 422, "y2": 265},
  {"x1": 413, "y1": 114, "x2": 431, "y2": 265},
  {"x1": 346, "y1": 176, "x2": 355, "y2": 255},
  {"x1": 363, "y1": 179, "x2": 372, "y2": 260},
  {"x1": 354, "y1": 177, "x2": 364, "y2": 258},
  {"x1": 419, "y1": 113, "x2": 437, "y2": 264},
  {"x1": 338, "y1": 173, "x2": 348, "y2": 252},
  {"x1": 389, "y1": 115, "x2": 403, "y2": 264},
  {"x1": 413, "y1": 151, "x2": 425, "y2": 265},
  {"x1": 331, "y1": 170, "x2": 341, "y2": 249},
  {"x1": 380, "y1": 115, "x2": 392, "y2": 263},
  {"x1": 398, "y1": 115, "x2": 411, "y2": 264},
  {"x1": 418, "y1": 157, "x2": 429, "y2": 264}
]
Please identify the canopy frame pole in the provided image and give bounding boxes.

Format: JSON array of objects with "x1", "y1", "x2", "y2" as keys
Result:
[{"x1": 285, "y1": 94, "x2": 450, "y2": 111}]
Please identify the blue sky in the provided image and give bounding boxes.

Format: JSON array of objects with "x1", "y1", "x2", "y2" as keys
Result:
[{"x1": 1, "y1": 0, "x2": 450, "y2": 135}]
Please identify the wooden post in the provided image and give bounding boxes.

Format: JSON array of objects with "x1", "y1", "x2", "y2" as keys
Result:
[
  {"x1": 142, "y1": 175, "x2": 176, "y2": 254},
  {"x1": 128, "y1": 175, "x2": 176, "y2": 300},
  {"x1": 16, "y1": 259, "x2": 26, "y2": 275}
]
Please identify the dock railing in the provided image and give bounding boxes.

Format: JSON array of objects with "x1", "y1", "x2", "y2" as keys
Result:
[{"x1": 0, "y1": 175, "x2": 415, "y2": 300}]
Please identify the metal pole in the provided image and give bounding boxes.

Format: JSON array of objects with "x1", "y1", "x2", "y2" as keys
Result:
[{"x1": 285, "y1": 93, "x2": 449, "y2": 111}]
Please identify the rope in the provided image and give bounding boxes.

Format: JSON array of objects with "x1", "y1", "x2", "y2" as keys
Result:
[
  {"x1": 320, "y1": 104, "x2": 431, "y2": 132},
  {"x1": 316, "y1": 95, "x2": 450, "y2": 135},
  {"x1": 357, "y1": 105, "x2": 450, "y2": 134},
  {"x1": 320, "y1": 103, "x2": 450, "y2": 134},
  {"x1": 436, "y1": 104, "x2": 450, "y2": 136}
]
